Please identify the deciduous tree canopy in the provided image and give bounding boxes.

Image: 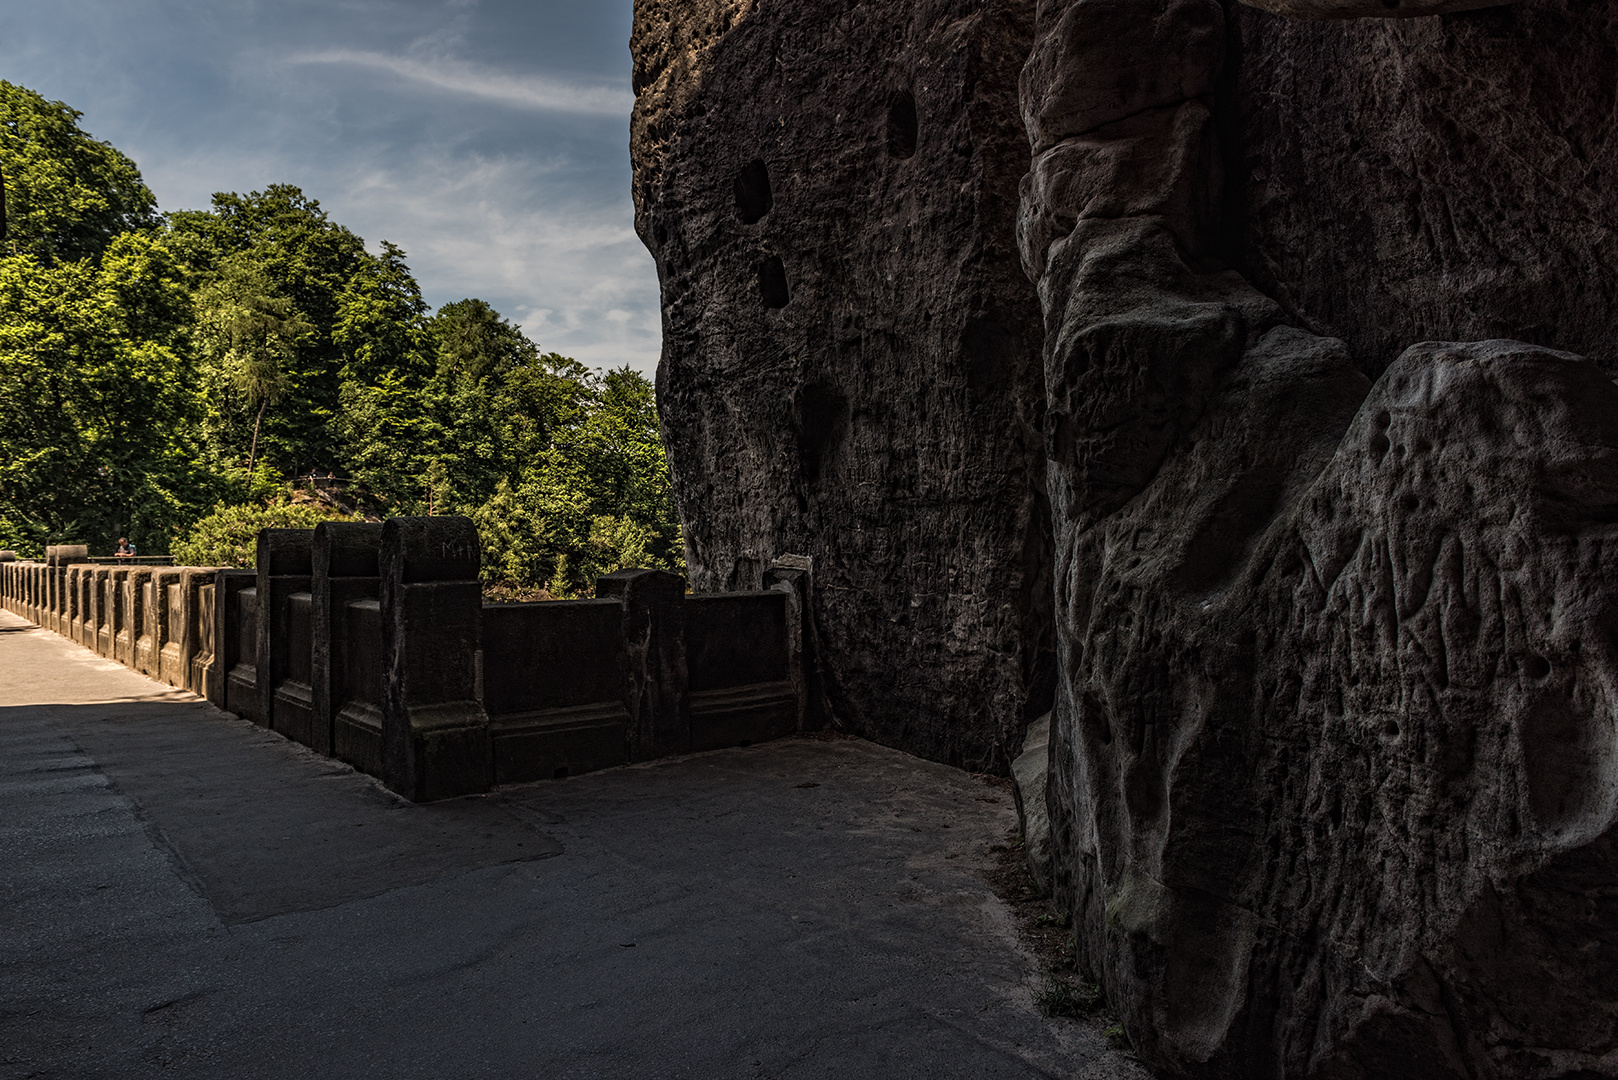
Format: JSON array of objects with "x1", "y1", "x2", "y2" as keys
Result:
[{"x1": 0, "y1": 81, "x2": 682, "y2": 594}]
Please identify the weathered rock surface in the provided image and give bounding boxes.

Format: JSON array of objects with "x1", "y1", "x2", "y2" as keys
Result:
[
  {"x1": 1012, "y1": 711, "x2": 1053, "y2": 894},
  {"x1": 1236, "y1": 0, "x2": 1516, "y2": 20},
  {"x1": 631, "y1": 0, "x2": 1053, "y2": 770},
  {"x1": 636, "y1": 0, "x2": 1618, "y2": 1073},
  {"x1": 1022, "y1": 0, "x2": 1618, "y2": 1074},
  {"x1": 1231, "y1": 0, "x2": 1618, "y2": 376}
]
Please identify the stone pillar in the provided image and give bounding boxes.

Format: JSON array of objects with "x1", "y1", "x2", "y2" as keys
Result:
[
  {"x1": 48, "y1": 546, "x2": 87, "y2": 635},
  {"x1": 186, "y1": 571, "x2": 217, "y2": 697},
  {"x1": 118, "y1": 568, "x2": 150, "y2": 669},
  {"x1": 256, "y1": 530, "x2": 315, "y2": 738},
  {"x1": 763, "y1": 554, "x2": 821, "y2": 733},
  {"x1": 312, "y1": 521, "x2": 383, "y2": 758},
  {"x1": 66, "y1": 566, "x2": 81, "y2": 644},
  {"x1": 215, "y1": 569, "x2": 258, "y2": 716},
  {"x1": 380, "y1": 516, "x2": 492, "y2": 802},
  {"x1": 596, "y1": 568, "x2": 689, "y2": 761},
  {"x1": 89, "y1": 568, "x2": 109, "y2": 654},
  {"x1": 101, "y1": 568, "x2": 127, "y2": 659}
]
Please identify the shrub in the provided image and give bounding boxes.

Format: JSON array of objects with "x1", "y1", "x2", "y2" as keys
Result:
[{"x1": 170, "y1": 502, "x2": 359, "y2": 568}]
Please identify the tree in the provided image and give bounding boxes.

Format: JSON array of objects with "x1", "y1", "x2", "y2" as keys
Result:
[
  {"x1": 171, "y1": 501, "x2": 358, "y2": 568},
  {"x1": 0, "y1": 81, "x2": 158, "y2": 262},
  {"x1": 0, "y1": 232, "x2": 207, "y2": 554},
  {"x1": 193, "y1": 259, "x2": 313, "y2": 477},
  {"x1": 168, "y1": 186, "x2": 376, "y2": 475}
]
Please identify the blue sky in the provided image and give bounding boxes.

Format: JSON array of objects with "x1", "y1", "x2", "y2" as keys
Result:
[{"x1": 1, "y1": 0, "x2": 659, "y2": 374}]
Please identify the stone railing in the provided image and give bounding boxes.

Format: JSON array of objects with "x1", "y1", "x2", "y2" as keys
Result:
[{"x1": 0, "y1": 520, "x2": 814, "y2": 801}]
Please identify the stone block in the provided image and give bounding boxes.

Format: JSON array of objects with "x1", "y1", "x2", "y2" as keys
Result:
[
  {"x1": 313, "y1": 522, "x2": 384, "y2": 759},
  {"x1": 333, "y1": 598, "x2": 386, "y2": 777},
  {"x1": 216, "y1": 570, "x2": 258, "y2": 718},
  {"x1": 597, "y1": 569, "x2": 689, "y2": 761},
  {"x1": 256, "y1": 529, "x2": 314, "y2": 741},
  {"x1": 685, "y1": 592, "x2": 796, "y2": 752},
  {"x1": 100, "y1": 568, "x2": 127, "y2": 659},
  {"x1": 118, "y1": 568, "x2": 151, "y2": 670},
  {"x1": 380, "y1": 516, "x2": 492, "y2": 802},
  {"x1": 482, "y1": 599, "x2": 630, "y2": 784}
]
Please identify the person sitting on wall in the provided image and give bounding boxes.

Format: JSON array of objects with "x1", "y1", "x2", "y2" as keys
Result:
[{"x1": 115, "y1": 538, "x2": 134, "y2": 557}]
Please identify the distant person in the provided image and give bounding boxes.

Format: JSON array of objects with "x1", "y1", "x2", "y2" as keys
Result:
[{"x1": 115, "y1": 538, "x2": 133, "y2": 558}]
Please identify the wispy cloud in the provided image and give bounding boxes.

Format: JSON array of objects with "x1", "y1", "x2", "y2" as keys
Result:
[{"x1": 286, "y1": 49, "x2": 632, "y2": 116}]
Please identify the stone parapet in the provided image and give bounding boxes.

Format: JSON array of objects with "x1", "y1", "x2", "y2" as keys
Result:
[{"x1": 0, "y1": 521, "x2": 809, "y2": 807}]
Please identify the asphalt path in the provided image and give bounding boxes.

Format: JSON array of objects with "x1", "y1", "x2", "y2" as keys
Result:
[{"x1": 0, "y1": 608, "x2": 1145, "y2": 1079}]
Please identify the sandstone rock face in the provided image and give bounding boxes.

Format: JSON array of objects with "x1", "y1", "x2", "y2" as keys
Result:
[
  {"x1": 1235, "y1": 0, "x2": 1515, "y2": 20},
  {"x1": 1021, "y1": 0, "x2": 1618, "y2": 1074},
  {"x1": 631, "y1": 0, "x2": 1052, "y2": 770},
  {"x1": 1231, "y1": 1, "x2": 1618, "y2": 377},
  {"x1": 636, "y1": 0, "x2": 1618, "y2": 1073}
]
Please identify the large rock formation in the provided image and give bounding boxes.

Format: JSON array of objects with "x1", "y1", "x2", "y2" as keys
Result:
[
  {"x1": 630, "y1": 0, "x2": 1053, "y2": 770},
  {"x1": 634, "y1": 0, "x2": 1618, "y2": 1074},
  {"x1": 1020, "y1": 0, "x2": 1618, "y2": 1074}
]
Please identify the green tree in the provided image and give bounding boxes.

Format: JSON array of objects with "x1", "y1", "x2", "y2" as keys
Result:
[
  {"x1": 0, "y1": 81, "x2": 158, "y2": 262},
  {"x1": 0, "y1": 232, "x2": 206, "y2": 554},
  {"x1": 194, "y1": 258, "x2": 314, "y2": 477},
  {"x1": 168, "y1": 186, "x2": 378, "y2": 475}
]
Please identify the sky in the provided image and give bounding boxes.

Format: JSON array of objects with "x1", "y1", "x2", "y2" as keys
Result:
[{"x1": 0, "y1": 0, "x2": 660, "y2": 374}]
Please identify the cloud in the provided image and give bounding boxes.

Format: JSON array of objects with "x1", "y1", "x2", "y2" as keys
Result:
[{"x1": 286, "y1": 49, "x2": 632, "y2": 116}]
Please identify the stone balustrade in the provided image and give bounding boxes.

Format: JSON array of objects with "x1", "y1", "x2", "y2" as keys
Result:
[{"x1": 0, "y1": 519, "x2": 814, "y2": 801}]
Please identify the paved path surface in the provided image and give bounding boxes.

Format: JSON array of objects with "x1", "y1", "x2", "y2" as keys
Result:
[{"x1": 0, "y1": 608, "x2": 1145, "y2": 1079}]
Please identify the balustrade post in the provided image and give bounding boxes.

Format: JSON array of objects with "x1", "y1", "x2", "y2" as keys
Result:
[
  {"x1": 313, "y1": 521, "x2": 383, "y2": 758},
  {"x1": 380, "y1": 516, "x2": 492, "y2": 801},
  {"x1": 256, "y1": 530, "x2": 315, "y2": 739},
  {"x1": 596, "y1": 568, "x2": 690, "y2": 761}
]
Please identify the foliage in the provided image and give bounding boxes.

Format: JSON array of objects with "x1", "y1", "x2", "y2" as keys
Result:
[
  {"x1": 0, "y1": 232, "x2": 208, "y2": 555},
  {"x1": 168, "y1": 185, "x2": 390, "y2": 477},
  {"x1": 1035, "y1": 973, "x2": 1103, "y2": 1020},
  {"x1": 0, "y1": 80, "x2": 684, "y2": 589},
  {"x1": 170, "y1": 501, "x2": 359, "y2": 568},
  {"x1": 0, "y1": 81, "x2": 158, "y2": 262},
  {"x1": 193, "y1": 257, "x2": 314, "y2": 474}
]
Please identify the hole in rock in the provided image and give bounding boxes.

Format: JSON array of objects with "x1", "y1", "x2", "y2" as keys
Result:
[
  {"x1": 795, "y1": 381, "x2": 848, "y2": 484},
  {"x1": 758, "y1": 255, "x2": 790, "y2": 309},
  {"x1": 734, "y1": 158, "x2": 772, "y2": 224},
  {"x1": 1523, "y1": 653, "x2": 1552, "y2": 680},
  {"x1": 886, "y1": 90, "x2": 918, "y2": 159}
]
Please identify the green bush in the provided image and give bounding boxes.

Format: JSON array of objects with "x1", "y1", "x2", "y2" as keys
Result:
[{"x1": 170, "y1": 502, "x2": 358, "y2": 568}]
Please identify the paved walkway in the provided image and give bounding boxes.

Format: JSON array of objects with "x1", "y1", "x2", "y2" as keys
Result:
[{"x1": 0, "y1": 608, "x2": 1144, "y2": 1079}]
